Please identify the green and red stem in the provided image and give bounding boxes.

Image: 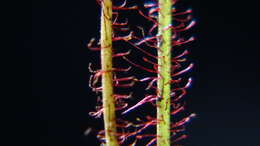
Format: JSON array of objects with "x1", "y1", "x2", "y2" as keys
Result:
[
  {"x1": 100, "y1": 0, "x2": 119, "y2": 145},
  {"x1": 157, "y1": 0, "x2": 173, "y2": 145}
]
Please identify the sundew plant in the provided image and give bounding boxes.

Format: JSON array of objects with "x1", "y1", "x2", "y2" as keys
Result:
[{"x1": 88, "y1": 0, "x2": 196, "y2": 145}]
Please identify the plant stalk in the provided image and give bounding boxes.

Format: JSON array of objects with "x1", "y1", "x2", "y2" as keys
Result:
[
  {"x1": 157, "y1": 0, "x2": 172, "y2": 145},
  {"x1": 100, "y1": 0, "x2": 119, "y2": 145}
]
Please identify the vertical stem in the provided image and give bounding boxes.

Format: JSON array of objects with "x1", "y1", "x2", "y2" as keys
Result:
[
  {"x1": 100, "y1": 0, "x2": 119, "y2": 145},
  {"x1": 157, "y1": 0, "x2": 172, "y2": 145}
]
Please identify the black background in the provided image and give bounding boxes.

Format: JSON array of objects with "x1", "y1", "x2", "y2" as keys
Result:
[{"x1": 30, "y1": 0, "x2": 260, "y2": 145}]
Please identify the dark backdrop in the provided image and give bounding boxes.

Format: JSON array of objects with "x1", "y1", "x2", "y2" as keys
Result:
[{"x1": 31, "y1": 0, "x2": 260, "y2": 145}]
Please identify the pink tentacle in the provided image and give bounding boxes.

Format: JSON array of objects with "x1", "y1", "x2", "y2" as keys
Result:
[
  {"x1": 122, "y1": 95, "x2": 157, "y2": 115},
  {"x1": 113, "y1": 31, "x2": 133, "y2": 41},
  {"x1": 123, "y1": 56, "x2": 158, "y2": 73},
  {"x1": 172, "y1": 113, "x2": 196, "y2": 128},
  {"x1": 112, "y1": 66, "x2": 132, "y2": 72},
  {"x1": 171, "y1": 105, "x2": 185, "y2": 115},
  {"x1": 176, "y1": 20, "x2": 196, "y2": 32},
  {"x1": 174, "y1": 50, "x2": 189, "y2": 59},
  {"x1": 127, "y1": 41, "x2": 158, "y2": 59},
  {"x1": 112, "y1": 50, "x2": 131, "y2": 57},
  {"x1": 114, "y1": 92, "x2": 133, "y2": 100},
  {"x1": 87, "y1": 38, "x2": 101, "y2": 51},
  {"x1": 173, "y1": 9, "x2": 192, "y2": 16},
  {"x1": 171, "y1": 63, "x2": 194, "y2": 77},
  {"x1": 146, "y1": 138, "x2": 157, "y2": 146}
]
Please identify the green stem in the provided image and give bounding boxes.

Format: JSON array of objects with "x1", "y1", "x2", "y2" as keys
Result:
[
  {"x1": 100, "y1": 0, "x2": 119, "y2": 145},
  {"x1": 157, "y1": 0, "x2": 172, "y2": 145}
]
